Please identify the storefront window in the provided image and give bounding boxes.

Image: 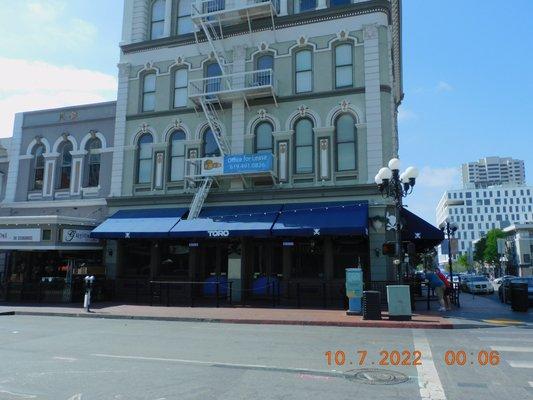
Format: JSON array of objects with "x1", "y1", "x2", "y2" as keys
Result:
[
  {"x1": 121, "y1": 240, "x2": 151, "y2": 277},
  {"x1": 333, "y1": 238, "x2": 368, "y2": 280},
  {"x1": 291, "y1": 240, "x2": 324, "y2": 278},
  {"x1": 159, "y1": 241, "x2": 189, "y2": 277}
]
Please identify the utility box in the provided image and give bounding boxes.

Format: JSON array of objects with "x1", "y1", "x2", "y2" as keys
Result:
[
  {"x1": 386, "y1": 285, "x2": 412, "y2": 321},
  {"x1": 345, "y1": 268, "x2": 363, "y2": 315}
]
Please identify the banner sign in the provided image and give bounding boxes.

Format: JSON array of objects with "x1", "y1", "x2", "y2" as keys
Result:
[
  {"x1": 62, "y1": 229, "x2": 99, "y2": 243},
  {"x1": 200, "y1": 157, "x2": 224, "y2": 176},
  {"x1": 345, "y1": 268, "x2": 363, "y2": 299},
  {"x1": 0, "y1": 228, "x2": 41, "y2": 242},
  {"x1": 441, "y1": 238, "x2": 459, "y2": 255},
  {"x1": 223, "y1": 153, "x2": 273, "y2": 175}
]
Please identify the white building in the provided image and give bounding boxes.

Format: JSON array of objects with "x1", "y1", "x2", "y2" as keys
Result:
[
  {"x1": 503, "y1": 223, "x2": 533, "y2": 277},
  {"x1": 436, "y1": 185, "x2": 533, "y2": 262},
  {"x1": 462, "y1": 157, "x2": 525, "y2": 189}
]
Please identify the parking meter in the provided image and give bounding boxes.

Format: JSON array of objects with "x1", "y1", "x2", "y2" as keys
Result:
[{"x1": 83, "y1": 275, "x2": 95, "y2": 312}]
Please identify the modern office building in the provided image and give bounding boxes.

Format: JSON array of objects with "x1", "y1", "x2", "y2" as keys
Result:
[
  {"x1": 436, "y1": 185, "x2": 533, "y2": 262},
  {"x1": 462, "y1": 157, "x2": 525, "y2": 189},
  {"x1": 88, "y1": 0, "x2": 442, "y2": 304},
  {"x1": 0, "y1": 102, "x2": 116, "y2": 300}
]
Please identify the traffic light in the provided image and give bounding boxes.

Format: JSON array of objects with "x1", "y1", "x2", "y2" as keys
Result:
[{"x1": 382, "y1": 241, "x2": 396, "y2": 256}]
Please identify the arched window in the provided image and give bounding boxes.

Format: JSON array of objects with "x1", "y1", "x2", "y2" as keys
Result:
[
  {"x1": 202, "y1": 128, "x2": 220, "y2": 157},
  {"x1": 335, "y1": 114, "x2": 357, "y2": 171},
  {"x1": 294, "y1": 118, "x2": 314, "y2": 174},
  {"x1": 177, "y1": 0, "x2": 193, "y2": 35},
  {"x1": 150, "y1": 0, "x2": 165, "y2": 39},
  {"x1": 57, "y1": 141, "x2": 73, "y2": 189},
  {"x1": 294, "y1": 0, "x2": 316, "y2": 13},
  {"x1": 173, "y1": 68, "x2": 188, "y2": 108},
  {"x1": 169, "y1": 130, "x2": 186, "y2": 181},
  {"x1": 137, "y1": 133, "x2": 153, "y2": 184},
  {"x1": 295, "y1": 49, "x2": 312, "y2": 93},
  {"x1": 205, "y1": 63, "x2": 222, "y2": 94},
  {"x1": 255, "y1": 122, "x2": 273, "y2": 154},
  {"x1": 31, "y1": 144, "x2": 45, "y2": 190},
  {"x1": 256, "y1": 54, "x2": 273, "y2": 86},
  {"x1": 85, "y1": 138, "x2": 102, "y2": 187},
  {"x1": 335, "y1": 43, "x2": 353, "y2": 88},
  {"x1": 142, "y1": 72, "x2": 156, "y2": 112}
]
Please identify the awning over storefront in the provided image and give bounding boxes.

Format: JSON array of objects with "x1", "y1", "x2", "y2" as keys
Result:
[
  {"x1": 169, "y1": 204, "x2": 283, "y2": 238},
  {"x1": 401, "y1": 208, "x2": 444, "y2": 251},
  {"x1": 91, "y1": 208, "x2": 188, "y2": 239},
  {"x1": 271, "y1": 202, "x2": 368, "y2": 237}
]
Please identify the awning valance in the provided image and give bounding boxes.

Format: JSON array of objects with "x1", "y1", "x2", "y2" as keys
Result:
[
  {"x1": 91, "y1": 208, "x2": 188, "y2": 239},
  {"x1": 271, "y1": 202, "x2": 368, "y2": 237},
  {"x1": 401, "y1": 208, "x2": 444, "y2": 251},
  {"x1": 169, "y1": 204, "x2": 283, "y2": 238}
]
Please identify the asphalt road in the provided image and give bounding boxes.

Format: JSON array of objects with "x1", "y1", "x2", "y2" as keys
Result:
[{"x1": 0, "y1": 316, "x2": 531, "y2": 400}]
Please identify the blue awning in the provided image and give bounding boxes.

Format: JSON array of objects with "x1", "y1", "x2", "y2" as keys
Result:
[
  {"x1": 271, "y1": 201, "x2": 368, "y2": 237},
  {"x1": 169, "y1": 204, "x2": 283, "y2": 238},
  {"x1": 401, "y1": 208, "x2": 444, "y2": 251},
  {"x1": 91, "y1": 208, "x2": 188, "y2": 239}
]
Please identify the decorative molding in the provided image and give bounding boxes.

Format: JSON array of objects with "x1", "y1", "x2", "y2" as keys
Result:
[
  {"x1": 52, "y1": 134, "x2": 78, "y2": 153},
  {"x1": 25, "y1": 137, "x2": 51, "y2": 155},
  {"x1": 79, "y1": 130, "x2": 107, "y2": 151},
  {"x1": 285, "y1": 105, "x2": 321, "y2": 130}
]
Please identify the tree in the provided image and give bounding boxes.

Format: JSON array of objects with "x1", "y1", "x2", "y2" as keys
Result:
[
  {"x1": 453, "y1": 254, "x2": 470, "y2": 273},
  {"x1": 473, "y1": 237, "x2": 486, "y2": 264},
  {"x1": 483, "y1": 229, "x2": 505, "y2": 265}
]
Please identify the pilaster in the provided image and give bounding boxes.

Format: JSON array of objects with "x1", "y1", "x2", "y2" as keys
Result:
[
  {"x1": 131, "y1": 0, "x2": 150, "y2": 43},
  {"x1": 163, "y1": 0, "x2": 172, "y2": 37},
  {"x1": 4, "y1": 113, "x2": 23, "y2": 203}
]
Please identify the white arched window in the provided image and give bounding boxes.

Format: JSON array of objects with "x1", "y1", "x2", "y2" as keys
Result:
[
  {"x1": 177, "y1": 0, "x2": 193, "y2": 35},
  {"x1": 85, "y1": 138, "x2": 102, "y2": 187},
  {"x1": 57, "y1": 141, "x2": 73, "y2": 189},
  {"x1": 255, "y1": 122, "x2": 273, "y2": 154},
  {"x1": 169, "y1": 130, "x2": 186, "y2": 181},
  {"x1": 335, "y1": 114, "x2": 357, "y2": 171},
  {"x1": 137, "y1": 133, "x2": 154, "y2": 184},
  {"x1": 31, "y1": 144, "x2": 45, "y2": 190},
  {"x1": 294, "y1": 118, "x2": 314, "y2": 174},
  {"x1": 150, "y1": 0, "x2": 165, "y2": 39}
]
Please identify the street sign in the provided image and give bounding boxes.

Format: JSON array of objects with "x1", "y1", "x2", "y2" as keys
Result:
[
  {"x1": 497, "y1": 238, "x2": 506, "y2": 255},
  {"x1": 441, "y1": 238, "x2": 459, "y2": 255}
]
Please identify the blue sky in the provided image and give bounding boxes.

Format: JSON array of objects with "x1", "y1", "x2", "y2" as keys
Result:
[{"x1": 0, "y1": 0, "x2": 531, "y2": 223}]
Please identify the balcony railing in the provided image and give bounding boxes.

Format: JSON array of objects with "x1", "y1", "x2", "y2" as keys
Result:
[
  {"x1": 191, "y1": 0, "x2": 279, "y2": 22},
  {"x1": 188, "y1": 69, "x2": 277, "y2": 102}
]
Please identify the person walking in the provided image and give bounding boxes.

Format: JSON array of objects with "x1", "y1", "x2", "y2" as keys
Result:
[
  {"x1": 435, "y1": 268, "x2": 452, "y2": 311},
  {"x1": 424, "y1": 268, "x2": 446, "y2": 312}
]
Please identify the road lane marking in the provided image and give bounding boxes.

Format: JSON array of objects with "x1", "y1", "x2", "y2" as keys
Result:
[
  {"x1": 478, "y1": 337, "x2": 533, "y2": 343},
  {"x1": 529, "y1": 382, "x2": 533, "y2": 387},
  {"x1": 0, "y1": 389, "x2": 36, "y2": 399},
  {"x1": 508, "y1": 361, "x2": 533, "y2": 369},
  {"x1": 53, "y1": 356, "x2": 77, "y2": 362},
  {"x1": 490, "y1": 346, "x2": 533, "y2": 353},
  {"x1": 413, "y1": 330, "x2": 446, "y2": 400},
  {"x1": 91, "y1": 353, "x2": 345, "y2": 377}
]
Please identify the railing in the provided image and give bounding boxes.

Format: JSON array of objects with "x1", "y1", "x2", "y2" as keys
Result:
[
  {"x1": 149, "y1": 280, "x2": 233, "y2": 307},
  {"x1": 192, "y1": 0, "x2": 280, "y2": 18},
  {"x1": 188, "y1": 69, "x2": 276, "y2": 99}
]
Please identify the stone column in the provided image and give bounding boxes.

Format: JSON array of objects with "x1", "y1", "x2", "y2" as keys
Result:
[
  {"x1": 42, "y1": 153, "x2": 58, "y2": 198},
  {"x1": 279, "y1": 0, "x2": 288, "y2": 15},
  {"x1": 131, "y1": 0, "x2": 150, "y2": 42},
  {"x1": 363, "y1": 23, "x2": 384, "y2": 183},
  {"x1": 70, "y1": 151, "x2": 86, "y2": 196},
  {"x1": 230, "y1": 45, "x2": 246, "y2": 190},
  {"x1": 4, "y1": 113, "x2": 23, "y2": 203},
  {"x1": 110, "y1": 63, "x2": 131, "y2": 197}
]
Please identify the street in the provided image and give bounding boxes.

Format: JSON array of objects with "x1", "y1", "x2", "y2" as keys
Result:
[{"x1": 0, "y1": 315, "x2": 531, "y2": 400}]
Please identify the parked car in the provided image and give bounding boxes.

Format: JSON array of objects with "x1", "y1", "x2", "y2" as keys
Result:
[
  {"x1": 460, "y1": 275, "x2": 473, "y2": 291},
  {"x1": 499, "y1": 277, "x2": 533, "y2": 304},
  {"x1": 492, "y1": 275, "x2": 517, "y2": 291},
  {"x1": 464, "y1": 276, "x2": 494, "y2": 294}
]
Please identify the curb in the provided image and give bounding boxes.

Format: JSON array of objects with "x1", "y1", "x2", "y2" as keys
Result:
[{"x1": 3, "y1": 310, "x2": 454, "y2": 329}]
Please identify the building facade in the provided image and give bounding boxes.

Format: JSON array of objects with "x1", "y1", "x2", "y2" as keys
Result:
[
  {"x1": 91, "y1": 0, "x2": 413, "y2": 303},
  {"x1": 436, "y1": 185, "x2": 533, "y2": 262},
  {"x1": 503, "y1": 223, "x2": 533, "y2": 277},
  {"x1": 0, "y1": 102, "x2": 116, "y2": 299},
  {"x1": 462, "y1": 157, "x2": 525, "y2": 189}
]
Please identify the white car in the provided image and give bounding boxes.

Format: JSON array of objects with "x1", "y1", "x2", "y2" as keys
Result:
[
  {"x1": 466, "y1": 276, "x2": 494, "y2": 294},
  {"x1": 492, "y1": 275, "x2": 517, "y2": 291}
]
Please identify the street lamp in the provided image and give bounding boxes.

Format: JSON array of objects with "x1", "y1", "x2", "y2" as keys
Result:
[
  {"x1": 440, "y1": 220, "x2": 458, "y2": 289},
  {"x1": 374, "y1": 158, "x2": 419, "y2": 282}
]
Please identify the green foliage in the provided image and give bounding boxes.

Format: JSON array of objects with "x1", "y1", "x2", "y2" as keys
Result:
[
  {"x1": 483, "y1": 229, "x2": 505, "y2": 265},
  {"x1": 473, "y1": 237, "x2": 486, "y2": 263}
]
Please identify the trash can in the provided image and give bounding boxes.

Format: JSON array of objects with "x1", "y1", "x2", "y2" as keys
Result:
[
  {"x1": 511, "y1": 282, "x2": 528, "y2": 312},
  {"x1": 362, "y1": 290, "x2": 381, "y2": 320}
]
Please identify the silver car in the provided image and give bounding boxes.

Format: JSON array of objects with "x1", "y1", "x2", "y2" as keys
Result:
[{"x1": 466, "y1": 276, "x2": 494, "y2": 294}]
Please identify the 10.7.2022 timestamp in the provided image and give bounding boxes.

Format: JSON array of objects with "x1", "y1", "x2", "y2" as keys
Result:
[{"x1": 325, "y1": 350, "x2": 422, "y2": 367}]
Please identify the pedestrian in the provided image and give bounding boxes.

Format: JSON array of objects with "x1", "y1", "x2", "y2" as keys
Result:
[
  {"x1": 435, "y1": 268, "x2": 452, "y2": 311},
  {"x1": 424, "y1": 268, "x2": 446, "y2": 312}
]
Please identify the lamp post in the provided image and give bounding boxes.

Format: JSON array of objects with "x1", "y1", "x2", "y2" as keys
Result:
[
  {"x1": 440, "y1": 220, "x2": 458, "y2": 288},
  {"x1": 374, "y1": 158, "x2": 419, "y2": 282}
]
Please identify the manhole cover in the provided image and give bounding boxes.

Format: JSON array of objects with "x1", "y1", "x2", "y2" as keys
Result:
[{"x1": 344, "y1": 369, "x2": 409, "y2": 385}]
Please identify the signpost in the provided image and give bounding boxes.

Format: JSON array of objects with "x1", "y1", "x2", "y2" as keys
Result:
[{"x1": 345, "y1": 267, "x2": 363, "y2": 315}]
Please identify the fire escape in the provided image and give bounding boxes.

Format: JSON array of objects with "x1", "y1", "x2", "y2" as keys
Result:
[{"x1": 186, "y1": 0, "x2": 279, "y2": 219}]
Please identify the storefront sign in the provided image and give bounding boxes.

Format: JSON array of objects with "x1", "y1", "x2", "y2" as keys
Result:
[
  {"x1": 223, "y1": 153, "x2": 273, "y2": 174},
  {"x1": 200, "y1": 157, "x2": 224, "y2": 176},
  {"x1": 0, "y1": 228, "x2": 40, "y2": 242},
  {"x1": 62, "y1": 229, "x2": 99, "y2": 243}
]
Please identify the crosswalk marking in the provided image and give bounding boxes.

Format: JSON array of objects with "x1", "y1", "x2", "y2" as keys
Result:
[
  {"x1": 508, "y1": 361, "x2": 533, "y2": 369},
  {"x1": 490, "y1": 346, "x2": 533, "y2": 353},
  {"x1": 413, "y1": 330, "x2": 446, "y2": 400},
  {"x1": 479, "y1": 337, "x2": 533, "y2": 343}
]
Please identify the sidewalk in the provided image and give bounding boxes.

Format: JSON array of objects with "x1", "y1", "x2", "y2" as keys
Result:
[{"x1": 0, "y1": 302, "x2": 454, "y2": 329}]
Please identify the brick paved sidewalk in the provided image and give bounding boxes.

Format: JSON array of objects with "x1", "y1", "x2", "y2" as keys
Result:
[{"x1": 0, "y1": 302, "x2": 455, "y2": 329}]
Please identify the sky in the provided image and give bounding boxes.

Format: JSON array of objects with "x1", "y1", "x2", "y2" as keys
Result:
[{"x1": 0, "y1": 0, "x2": 532, "y2": 224}]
